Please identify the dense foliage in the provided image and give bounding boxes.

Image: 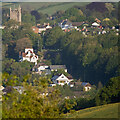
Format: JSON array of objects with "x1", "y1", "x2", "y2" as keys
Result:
[
  {"x1": 2, "y1": 74, "x2": 61, "y2": 118},
  {"x1": 43, "y1": 29, "x2": 119, "y2": 85},
  {"x1": 1, "y1": 2, "x2": 120, "y2": 118},
  {"x1": 95, "y1": 76, "x2": 120, "y2": 105}
]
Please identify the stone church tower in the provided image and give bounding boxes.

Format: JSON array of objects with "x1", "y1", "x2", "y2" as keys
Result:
[{"x1": 10, "y1": 5, "x2": 21, "y2": 23}]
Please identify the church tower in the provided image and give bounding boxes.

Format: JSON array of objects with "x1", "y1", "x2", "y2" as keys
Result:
[{"x1": 10, "y1": 5, "x2": 21, "y2": 23}]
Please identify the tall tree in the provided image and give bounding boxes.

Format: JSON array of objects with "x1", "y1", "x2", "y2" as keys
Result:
[{"x1": 15, "y1": 38, "x2": 33, "y2": 52}]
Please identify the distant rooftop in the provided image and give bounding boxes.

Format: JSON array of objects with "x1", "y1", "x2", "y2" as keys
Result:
[{"x1": 50, "y1": 65, "x2": 67, "y2": 70}]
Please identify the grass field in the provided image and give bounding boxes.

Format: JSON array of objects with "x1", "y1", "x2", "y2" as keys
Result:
[
  {"x1": 65, "y1": 103, "x2": 119, "y2": 118},
  {"x1": 2, "y1": 2, "x2": 89, "y2": 15}
]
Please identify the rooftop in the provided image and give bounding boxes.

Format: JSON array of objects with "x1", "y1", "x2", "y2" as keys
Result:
[{"x1": 50, "y1": 65, "x2": 67, "y2": 70}]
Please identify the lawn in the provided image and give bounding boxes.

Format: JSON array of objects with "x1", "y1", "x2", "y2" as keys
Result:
[
  {"x1": 65, "y1": 103, "x2": 119, "y2": 118},
  {"x1": 37, "y1": 2, "x2": 89, "y2": 15},
  {"x1": 2, "y1": 2, "x2": 89, "y2": 15}
]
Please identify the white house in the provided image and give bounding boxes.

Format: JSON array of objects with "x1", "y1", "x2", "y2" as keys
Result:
[
  {"x1": 19, "y1": 48, "x2": 38, "y2": 64},
  {"x1": 32, "y1": 63, "x2": 51, "y2": 75},
  {"x1": 51, "y1": 74, "x2": 72, "y2": 86},
  {"x1": 38, "y1": 65, "x2": 49, "y2": 71}
]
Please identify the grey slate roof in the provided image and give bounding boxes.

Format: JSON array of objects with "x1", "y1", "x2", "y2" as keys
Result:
[
  {"x1": 50, "y1": 65, "x2": 67, "y2": 70},
  {"x1": 81, "y1": 82, "x2": 91, "y2": 86},
  {"x1": 62, "y1": 20, "x2": 72, "y2": 25}
]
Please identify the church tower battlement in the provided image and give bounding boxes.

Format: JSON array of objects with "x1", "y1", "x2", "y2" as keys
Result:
[{"x1": 10, "y1": 5, "x2": 21, "y2": 23}]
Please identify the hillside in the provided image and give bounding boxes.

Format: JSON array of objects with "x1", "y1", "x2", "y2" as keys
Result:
[
  {"x1": 86, "y1": 2, "x2": 108, "y2": 13},
  {"x1": 65, "y1": 103, "x2": 119, "y2": 118},
  {"x1": 2, "y1": 2, "x2": 89, "y2": 15}
]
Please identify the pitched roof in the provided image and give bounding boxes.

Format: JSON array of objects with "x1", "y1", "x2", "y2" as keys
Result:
[
  {"x1": 67, "y1": 75, "x2": 73, "y2": 79},
  {"x1": 50, "y1": 65, "x2": 67, "y2": 70},
  {"x1": 92, "y1": 22, "x2": 100, "y2": 26},
  {"x1": 81, "y1": 82, "x2": 91, "y2": 87},
  {"x1": 95, "y1": 18, "x2": 101, "y2": 23},
  {"x1": 27, "y1": 50, "x2": 33, "y2": 54},
  {"x1": 52, "y1": 74, "x2": 69, "y2": 81},
  {"x1": 32, "y1": 63, "x2": 48, "y2": 70},
  {"x1": 62, "y1": 19, "x2": 72, "y2": 25}
]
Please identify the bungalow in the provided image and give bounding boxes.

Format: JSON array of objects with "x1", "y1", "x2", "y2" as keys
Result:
[
  {"x1": 32, "y1": 63, "x2": 52, "y2": 75},
  {"x1": 19, "y1": 48, "x2": 38, "y2": 65},
  {"x1": 50, "y1": 65, "x2": 67, "y2": 72},
  {"x1": 81, "y1": 82, "x2": 91, "y2": 91},
  {"x1": 33, "y1": 63, "x2": 48, "y2": 72},
  {"x1": 38, "y1": 65, "x2": 49, "y2": 71},
  {"x1": 51, "y1": 74, "x2": 72, "y2": 86}
]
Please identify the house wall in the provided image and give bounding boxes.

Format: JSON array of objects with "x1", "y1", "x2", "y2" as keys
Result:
[
  {"x1": 65, "y1": 69, "x2": 67, "y2": 72},
  {"x1": 39, "y1": 28, "x2": 46, "y2": 33},
  {"x1": 84, "y1": 86, "x2": 91, "y2": 91},
  {"x1": 38, "y1": 66, "x2": 49, "y2": 71},
  {"x1": 56, "y1": 80, "x2": 70, "y2": 86},
  {"x1": 53, "y1": 79, "x2": 66, "y2": 86},
  {"x1": 31, "y1": 56, "x2": 38, "y2": 63},
  {"x1": 57, "y1": 82, "x2": 65, "y2": 86},
  {"x1": 25, "y1": 48, "x2": 33, "y2": 53},
  {"x1": 23, "y1": 57, "x2": 30, "y2": 61},
  {"x1": 26, "y1": 51, "x2": 32, "y2": 57}
]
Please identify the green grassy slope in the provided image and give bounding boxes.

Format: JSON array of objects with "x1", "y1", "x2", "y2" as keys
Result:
[
  {"x1": 2, "y1": 2, "x2": 89, "y2": 15},
  {"x1": 65, "y1": 103, "x2": 119, "y2": 118},
  {"x1": 37, "y1": 2, "x2": 89, "y2": 15}
]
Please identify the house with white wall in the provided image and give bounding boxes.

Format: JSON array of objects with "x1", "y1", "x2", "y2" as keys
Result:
[
  {"x1": 19, "y1": 48, "x2": 38, "y2": 64},
  {"x1": 51, "y1": 74, "x2": 72, "y2": 86}
]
